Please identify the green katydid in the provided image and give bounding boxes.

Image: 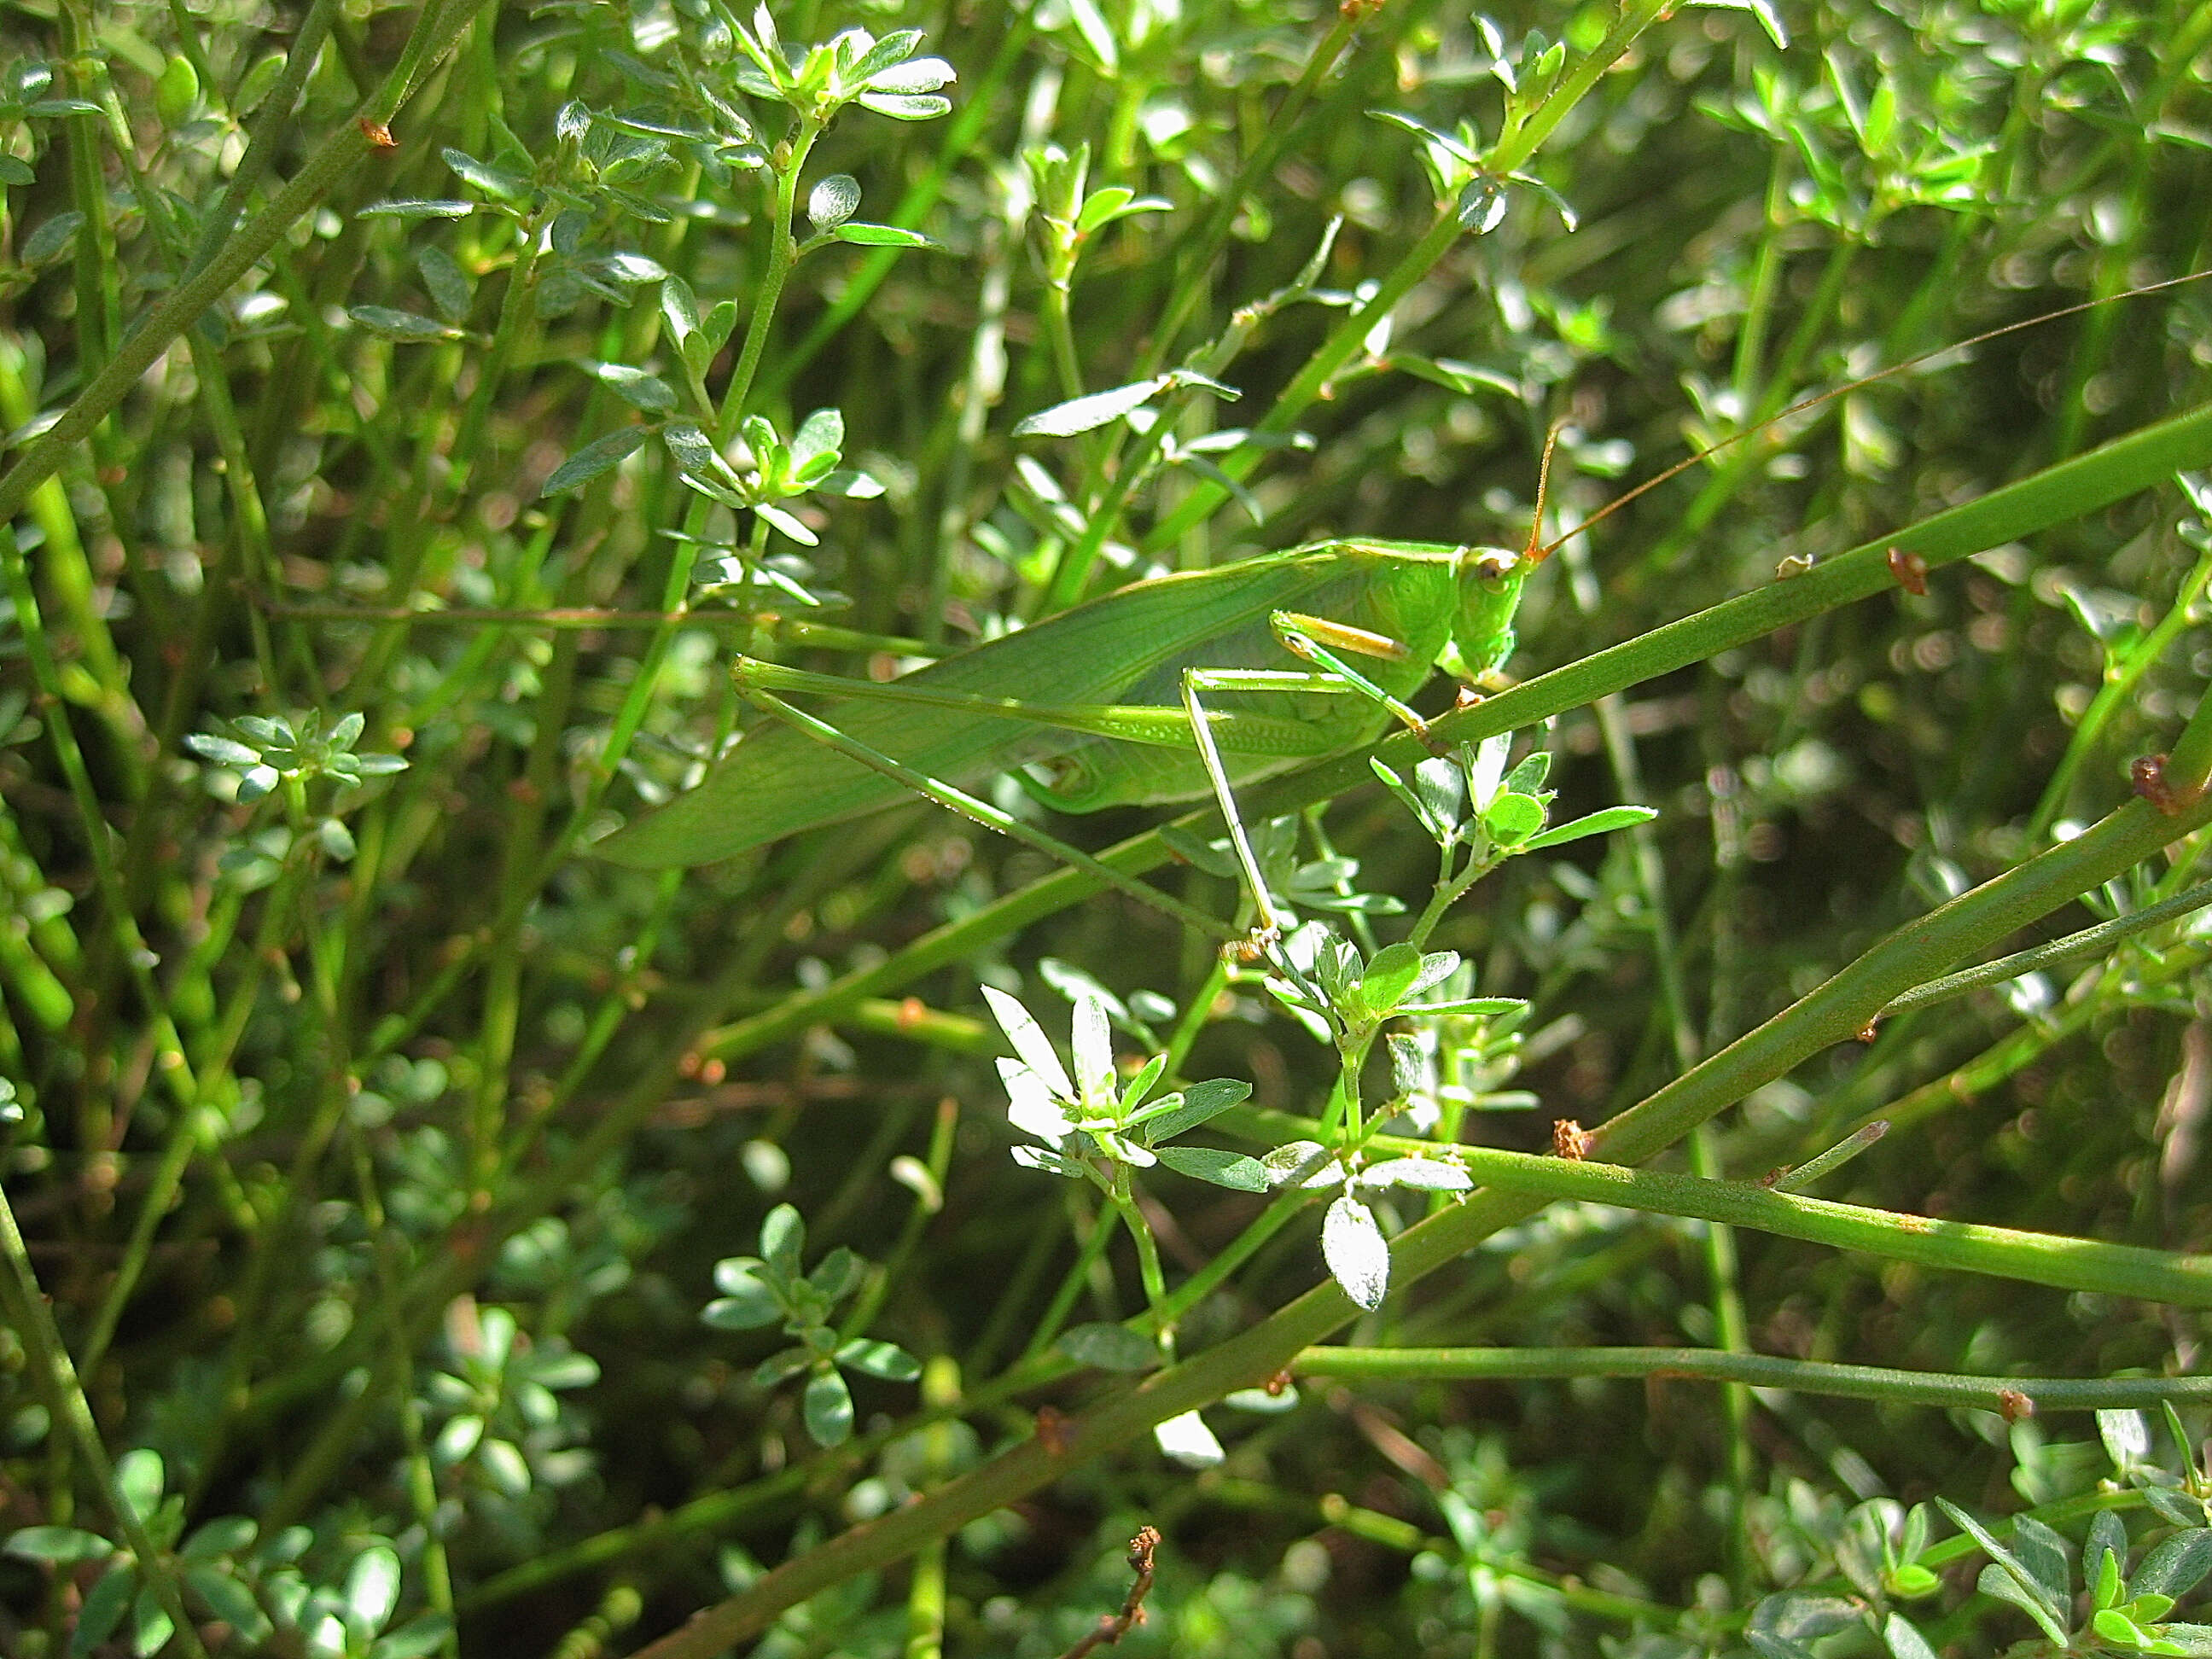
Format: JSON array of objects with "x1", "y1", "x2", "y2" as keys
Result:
[
  {"x1": 595, "y1": 467, "x2": 1553, "y2": 937},
  {"x1": 595, "y1": 276, "x2": 2212, "y2": 929}
]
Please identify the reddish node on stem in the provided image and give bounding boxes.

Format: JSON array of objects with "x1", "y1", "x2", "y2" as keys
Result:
[
  {"x1": 1265, "y1": 1368, "x2": 1294, "y2": 1397},
  {"x1": 2131, "y1": 754, "x2": 2201, "y2": 816},
  {"x1": 1035, "y1": 1406, "x2": 1074, "y2": 1457},
  {"x1": 1997, "y1": 1388, "x2": 2035, "y2": 1423},
  {"x1": 1855, "y1": 1020, "x2": 1880, "y2": 1044},
  {"x1": 1552, "y1": 1119, "x2": 1593, "y2": 1161},
  {"x1": 1887, "y1": 547, "x2": 1930, "y2": 596},
  {"x1": 359, "y1": 117, "x2": 398, "y2": 148}
]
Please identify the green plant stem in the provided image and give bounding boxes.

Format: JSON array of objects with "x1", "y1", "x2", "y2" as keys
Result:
[
  {"x1": 1878, "y1": 880, "x2": 2212, "y2": 1018},
  {"x1": 1134, "y1": 7, "x2": 1366, "y2": 374},
  {"x1": 1431, "y1": 1146, "x2": 2212, "y2": 1306},
  {"x1": 719, "y1": 118, "x2": 822, "y2": 443},
  {"x1": 1291, "y1": 1347, "x2": 2212, "y2": 1412},
  {"x1": 2029, "y1": 534, "x2": 2212, "y2": 840},
  {"x1": 0, "y1": 1181, "x2": 211, "y2": 1659},
  {"x1": 1022, "y1": 1196, "x2": 1120, "y2": 1365},
  {"x1": 1109, "y1": 1166, "x2": 1171, "y2": 1348}
]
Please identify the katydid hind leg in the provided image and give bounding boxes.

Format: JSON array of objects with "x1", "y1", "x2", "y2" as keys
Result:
[{"x1": 1179, "y1": 670, "x2": 1290, "y2": 946}]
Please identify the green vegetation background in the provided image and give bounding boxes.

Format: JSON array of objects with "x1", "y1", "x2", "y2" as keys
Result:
[{"x1": 2, "y1": 0, "x2": 2211, "y2": 1655}]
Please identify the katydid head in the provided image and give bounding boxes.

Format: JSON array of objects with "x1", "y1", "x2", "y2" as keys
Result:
[{"x1": 1450, "y1": 423, "x2": 1559, "y2": 679}]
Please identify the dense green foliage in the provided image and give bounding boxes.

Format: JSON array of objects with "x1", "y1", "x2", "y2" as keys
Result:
[{"x1": 3, "y1": 0, "x2": 2212, "y2": 1654}]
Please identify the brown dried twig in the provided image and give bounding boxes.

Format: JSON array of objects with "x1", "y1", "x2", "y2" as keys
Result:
[{"x1": 1057, "y1": 1527, "x2": 1161, "y2": 1659}]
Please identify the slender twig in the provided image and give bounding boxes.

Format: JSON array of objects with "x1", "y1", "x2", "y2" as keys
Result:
[
  {"x1": 1057, "y1": 1528, "x2": 1161, "y2": 1659},
  {"x1": 1291, "y1": 1347, "x2": 2212, "y2": 1412}
]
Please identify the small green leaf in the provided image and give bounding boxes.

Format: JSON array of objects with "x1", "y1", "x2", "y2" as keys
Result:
[
  {"x1": 344, "y1": 1544, "x2": 401, "y2": 1634},
  {"x1": 592, "y1": 363, "x2": 678, "y2": 411},
  {"x1": 803, "y1": 1369, "x2": 853, "y2": 1446},
  {"x1": 443, "y1": 147, "x2": 527, "y2": 201},
  {"x1": 1132, "y1": 1076, "x2": 1250, "y2": 1144},
  {"x1": 154, "y1": 56, "x2": 197, "y2": 124},
  {"x1": 832, "y1": 221, "x2": 937, "y2": 248},
  {"x1": 179, "y1": 1516, "x2": 256, "y2": 1561},
  {"x1": 1014, "y1": 376, "x2": 1168, "y2": 439},
  {"x1": 754, "y1": 502, "x2": 817, "y2": 545},
  {"x1": 114, "y1": 1450, "x2": 163, "y2": 1522},
  {"x1": 2089, "y1": 1510, "x2": 2130, "y2": 1601},
  {"x1": 183, "y1": 1564, "x2": 265, "y2": 1635},
  {"x1": 760, "y1": 1204, "x2": 805, "y2": 1284},
  {"x1": 1881, "y1": 1612, "x2": 1939, "y2": 1659},
  {"x1": 127, "y1": 1580, "x2": 172, "y2": 1657},
  {"x1": 349, "y1": 306, "x2": 457, "y2": 342},
  {"x1": 357, "y1": 199, "x2": 475, "y2": 220},
  {"x1": 702, "y1": 1263, "x2": 780, "y2": 1330},
  {"x1": 808, "y1": 1245, "x2": 864, "y2": 1306},
  {"x1": 1153, "y1": 1409, "x2": 1223, "y2": 1470},
  {"x1": 185, "y1": 732, "x2": 260, "y2": 767},
  {"x1": 753, "y1": 1346, "x2": 811, "y2": 1387},
  {"x1": 1054, "y1": 1323, "x2": 1159, "y2": 1371},
  {"x1": 21, "y1": 210, "x2": 80, "y2": 265},
  {"x1": 835, "y1": 1339, "x2": 922, "y2": 1381},
  {"x1": 1358, "y1": 941, "x2": 1423, "y2": 1014},
  {"x1": 1519, "y1": 805, "x2": 1657, "y2": 852},
  {"x1": 1359, "y1": 1156, "x2": 1472, "y2": 1192},
  {"x1": 370, "y1": 1613, "x2": 457, "y2": 1659},
  {"x1": 2135, "y1": 1530, "x2": 2212, "y2": 1601},
  {"x1": 4, "y1": 1525, "x2": 114, "y2": 1563},
  {"x1": 1482, "y1": 791, "x2": 1547, "y2": 843},
  {"x1": 806, "y1": 172, "x2": 860, "y2": 230},
  {"x1": 1262, "y1": 1141, "x2": 1336, "y2": 1189},
  {"x1": 1153, "y1": 1144, "x2": 1269, "y2": 1191},
  {"x1": 856, "y1": 90, "x2": 951, "y2": 120},
  {"x1": 541, "y1": 426, "x2": 646, "y2": 495},
  {"x1": 1322, "y1": 1194, "x2": 1389, "y2": 1310},
  {"x1": 2095, "y1": 1609, "x2": 2151, "y2": 1645}
]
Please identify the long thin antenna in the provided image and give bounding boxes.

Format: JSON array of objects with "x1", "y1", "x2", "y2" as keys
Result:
[
  {"x1": 1525, "y1": 420, "x2": 1563, "y2": 563},
  {"x1": 1536, "y1": 268, "x2": 2212, "y2": 560}
]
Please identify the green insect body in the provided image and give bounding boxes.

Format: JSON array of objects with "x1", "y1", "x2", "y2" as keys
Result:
[{"x1": 596, "y1": 537, "x2": 1536, "y2": 870}]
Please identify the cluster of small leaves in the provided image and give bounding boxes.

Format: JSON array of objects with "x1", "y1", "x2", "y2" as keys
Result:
[
  {"x1": 1266, "y1": 933, "x2": 1522, "y2": 1059},
  {"x1": 702, "y1": 1204, "x2": 922, "y2": 1447},
  {"x1": 984, "y1": 985, "x2": 1260, "y2": 1193},
  {"x1": 184, "y1": 710, "x2": 406, "y2": 805},
  {"x1": 726, "y1": 12, "x2": 955, "y2": 125},
  {"x1": 422, "y1": 1304, "x2": 600, "y2": 1501},
  {"x1": 0, "y1": 1452, "x2": 449, "y2": 1659},
  {"x1": 1383, "y1": 964, "x2": 1538, "y2": 1128},
  {"x1": 1373, "y1": 731, "x2": 1656, "y2": 874},
  {"x1": 0, "y1": 60, "x2": 97, "y2": 273},
  {"x1": 355, "y1": 128, "x2": 672, "y2": 337},
  {"x1": 1749, "y1": 1410, "x2": 2212, "y2": 1658},
  {"x1": 1025, "y1": 141, "x2": 1172, "y2": 288}
]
